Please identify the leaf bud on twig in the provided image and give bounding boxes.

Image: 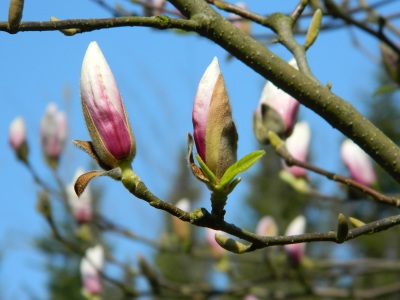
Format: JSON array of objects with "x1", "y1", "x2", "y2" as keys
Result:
[
  {"x1": 215, "y1": 234, "x2": 249, "y2": 254},
  {"x1": 336, "y1": 213, "x2": 349, "y2": 243},
  {"x1": 304, "y1": 9, "x2": 322, "y2": 50},
  {"x1": 8, "y1": 0, "x2": 24, "y2": 32},
  {"x1": 50, "y1": 16, "x2": 80, "y2": 36}
]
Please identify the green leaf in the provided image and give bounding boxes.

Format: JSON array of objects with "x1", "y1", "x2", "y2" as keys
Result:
[
  {"x1": 228, "y1": 177, "x2": 241, "y2": 193},
  {"x1": 195, "y1": 154, "x2": 217, "y2": 184},
  {"x1": 218, "y1": 150, "x2": 265, "y2": 189}
]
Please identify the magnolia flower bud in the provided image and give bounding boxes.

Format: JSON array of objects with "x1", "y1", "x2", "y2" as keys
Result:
[
  {"x1": 40, "y1": 103, "x2": 67, "y2": 168},
  {"x1": 341, "y1": 139, "x2": 377, "y2": 186},
  {"x1": 253, "y1": 59, "x2": 300, "y2": 144},
  {"x1": 192, "y1": 57, "x2": 238, "y2": 180},
  {"x1": 80, "y1": 41, "x2": 136, "y2": 170},
  {"x1": 283, "y1": 121, "x2": 311, "y2": 178},
  {"x1": 255, "y1": 216, "x2": 278, "y2": 236},
  {"x1": 9, "y1": 116, "x2": 29, "y2": 162},
  {"x1": 80, "y1": 245, "x2": 104, "y2": 296},
  {"x1": 67, "y1": 168, "x2": 93, "y2": 224},
  {"x1": 284, "y1": 215, "x2": 306, "y2": 266}
]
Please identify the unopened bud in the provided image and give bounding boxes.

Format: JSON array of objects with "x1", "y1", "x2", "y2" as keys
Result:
[
  {"x1": 50, "y1": 16, "x2": 79, "y2": 36},
  {"x1": 36, "y1": 190, "x2": 51, "y2": 218},
  {"x1": 341, "y1": 139, "x2": 376, "y2": 187},
  {"x1": 192, "y1": 57, "x2": 238, "y2": 180},
  {"x1": 81, "y1": 245, "x2": 104, "y2": 296},
  {"x1": 284, "y1": 215, "x2": 306, "y2": 266},
  {"x1": 215, "y1": 234, "x2": 249, "y2": 254},
  {"x1": 336, "y1": 213, "x2": 348, "y2": 243},
  {"x1": 254, "y1": 58, "x2": 300, "y2": 143},
  {"x1": 40, "y1": 103, "x2": 67, "y2": 169},
  {"x1": 9, "y1": 116, "x2": 29, "y2": 162},
  {"x1": 349, "y1": 217, "x2": 366, "y2": 228},
  {"x1": 256, "y1": 216, "x2": 278, "y2": 237},
  {"x1": 8, "y1": 0, "x2": 24, "y2": 31},
  {"x1": 283, "y1": 121, "x2": 311, "y2": 178},
  {"x1": 80, "y1": 42, "x2": 136, "y2": 170},
  {"x1": 305, "y1": 9, "x2": 322, "y2": 49}
]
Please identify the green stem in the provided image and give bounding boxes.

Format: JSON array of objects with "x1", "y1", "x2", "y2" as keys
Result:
[{"x1": 210, "y1": 190, "x2": 228, "y2": 221}]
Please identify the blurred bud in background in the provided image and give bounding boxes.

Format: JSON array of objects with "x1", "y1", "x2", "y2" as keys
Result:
[
  {"x1": 80, "y1": 245, "x2": 104, "y2": 297},
  {"x1": 40, "y1": 103, "x2": 67, "y2": 169},
  {"x1": 9, "y1": 116, "x2": 29, "y2": 163},
  {"x1": 283, "y1": 121, "x2": 311, "y2": 178},
  {"x1": 341, "y1": 139, "x2": 377, "y2": 187},
  {"x1": 256, "y1": 216, "x2": 278, "y2": 237},
  {"x1": 284, "y1": 215, "x2": 306, "y2": 267},
  {"x1": 67, "y1": 168, "x2": 93, "y2": 224}
]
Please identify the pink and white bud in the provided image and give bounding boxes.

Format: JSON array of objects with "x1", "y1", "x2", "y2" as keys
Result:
[
  {"x1": 67, "y1": 168, "x2": 93, "y2": 223},
  {"x1": 80, "y1": 41, "x2": 136, "y2": 170},
  {"x1": 255, "y1": 59, "x2": 300, "y2": 139},
  {"x1": 80, "y1": 245, "x2": 104, "y2": 296},
  {"x1": 9, "y1": 116, "x2": 29, "y2": 162},
  {"x1": 341, "y1": 139, "x2": 377, "y2": 186},
  {"x1": 284, "y1": 215, "x2": 306, "y2": 266},
  {"x1": 206, "y1": 228, "x2": 225, "y2": 259},
  {"x1": 9, "y1": 116, "x2": 26, "y2": 150},
  {"x1": 256, "y1": 216, "x2": 278, "y2": 237},
  {"x1": 283, "y1": 121, "x2": 311, "y2": 178},
  {"x1": 229, "y1": 3, "x2": 251, "y2": 35},
  {"x1": 192, "y1": 57, "x2": 238, "y2": 179},
  {"x1": 40, "y1": 103, "x2": 67, "y2": 167}
]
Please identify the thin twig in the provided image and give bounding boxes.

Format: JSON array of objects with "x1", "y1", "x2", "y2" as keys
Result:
[
  {"x1": 274, "y1": 142, "x2": 400, "y2": 207},
  {"x1": 0, "y1": 16, "x2": 199, "y2": 34}
]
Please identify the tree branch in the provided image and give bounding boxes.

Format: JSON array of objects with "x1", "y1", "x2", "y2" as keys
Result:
[
  {"x1": 272, "y1": 136, "x2": 400, "y2": 207},
  {"x1": 120, "y1": 167, "x2": 400, "y2": 252},
  {"x1": 0, "y1": 16, "x2": 198, "y2": 34},
  {"x1": 168, "y1": 0, "x2": 400, "y2": 184}
]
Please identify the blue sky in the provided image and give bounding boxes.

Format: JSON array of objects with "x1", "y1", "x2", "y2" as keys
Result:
[{"x1": 0, "y1": 0, "x2": 392, "y2": 298}]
